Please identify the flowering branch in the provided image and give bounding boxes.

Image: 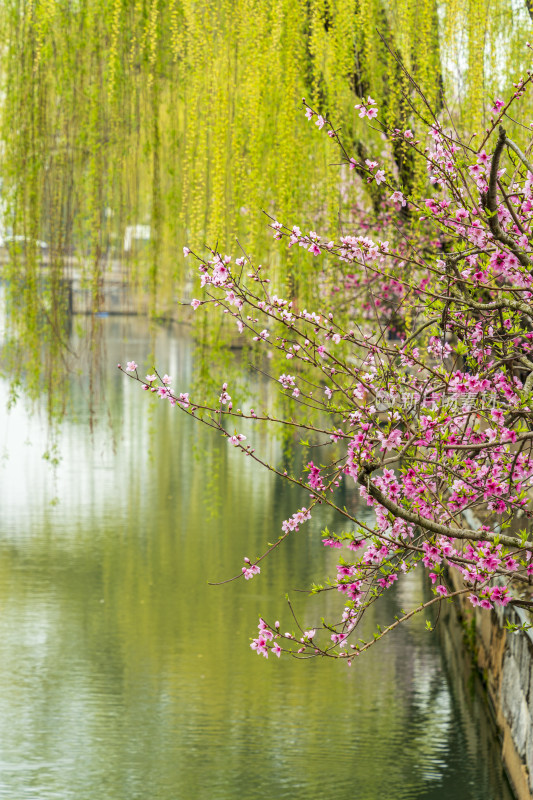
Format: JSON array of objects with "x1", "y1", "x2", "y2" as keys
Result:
[{"x1": 123, "y1": 63, "x2": 533, "y2": 660}]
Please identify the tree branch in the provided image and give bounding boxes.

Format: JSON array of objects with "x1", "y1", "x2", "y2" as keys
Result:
[
  {"x1": 482, "y1": 126, "x2": 531, "y2": 268},
  {"x1": 357, "y1": 466, "x2": 533, "y2": 551}
]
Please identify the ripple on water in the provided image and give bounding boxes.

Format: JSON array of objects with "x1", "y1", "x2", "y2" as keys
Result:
[{"x1": 0, "y1": 320, "x2": 515, "y2": 800}]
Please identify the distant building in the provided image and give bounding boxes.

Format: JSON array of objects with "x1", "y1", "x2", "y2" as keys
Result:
[{"x1": 123, "y1": 225, "x2": 150, "y2": 253}]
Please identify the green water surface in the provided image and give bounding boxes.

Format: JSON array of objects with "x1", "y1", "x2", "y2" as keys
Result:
[{"x1": 0, "y1": 317, "x2": 514, "y2": 800}]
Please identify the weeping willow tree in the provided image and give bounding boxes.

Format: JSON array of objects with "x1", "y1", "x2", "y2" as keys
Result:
[{"x1": 0, "y1": 0, "x2": 532, "y2": 414}]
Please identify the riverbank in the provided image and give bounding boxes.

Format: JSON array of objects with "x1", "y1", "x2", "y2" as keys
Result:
[{"x1": 445, "y1": 567, "x2": 533, "y2": 799}]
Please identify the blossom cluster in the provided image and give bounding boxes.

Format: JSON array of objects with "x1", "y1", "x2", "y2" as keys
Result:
[{"x1": 123, "y1": 65, "x2": 533, "y2": 661}]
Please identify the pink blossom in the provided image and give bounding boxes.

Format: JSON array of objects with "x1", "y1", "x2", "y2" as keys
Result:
[
  {"x1": 253, "y1": 329, "x2": 269, "y2": 341},
  {"x1": 278, "y1": 374, "x2": 295, "y2": 388},
  {"x1": 355, "y1": 96, "x2": 378, "y2": 119},
  {"x1": 390, "y1": 191, "x2": 406, "y2": 206},
  {"x1": 490, "y1": 586, "x2": 510, "y2": 606},
  {"x1": 377, "y1": 428, "x2": 402, "y2": 452},
  {"x1": 242, "y1": 563, "x2": 260, "y2": 580},
  {"x1": 307, "y1": 461, "x2": 325, "y2": 490},
  {"x1": 281, "y1": 507, "x2": 311, "y2": 533},
  {"x1": 258, "y1": 618, "x2": 273, "y2": 639},
  {"x1": 348, "y1": 539, "x2": 365, "y2": 552},
  {"x1": 229, "y1": 434, "x2": 246, "y2": 446},
  {"x1": 490, "y1": 408, "x2": 505, "y2": 426},
  {"x1": 212, "y1": 264, "x2": 229, "y2": 286},
  {"x1": 126, "y1": 361, "x2": 138, "y2": 372},
  {"x1": 377, "y1": 573, "x2": 398, "y2": 589},
  {"x1": 250, "y1": 635, "x2": 268, "y2": 656},
  {"x1": 480, "y1": 554, "x2": 501, "y2": 573}
]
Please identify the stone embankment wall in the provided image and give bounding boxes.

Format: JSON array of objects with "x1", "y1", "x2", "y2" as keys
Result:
[{"x1": 447, "y1": 568, "x2": 533, "y2": 800}]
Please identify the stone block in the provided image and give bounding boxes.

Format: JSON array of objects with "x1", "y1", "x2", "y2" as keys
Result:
[{"x1": 501, "y1": 651, "x2": 522, "y2": 727}]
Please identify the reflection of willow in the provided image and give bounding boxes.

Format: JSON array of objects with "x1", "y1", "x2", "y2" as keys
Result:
[
  {"x1": 2, "y1": 0, "x2": 533, "y2": 411},
  {"x1": 0, "y1": 314, "x2": 518, "y2": 797}
]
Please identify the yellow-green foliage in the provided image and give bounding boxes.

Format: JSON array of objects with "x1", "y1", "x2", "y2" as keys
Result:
[{"x1": 0, "y1": 0, "x2": 532, "y2": 406}]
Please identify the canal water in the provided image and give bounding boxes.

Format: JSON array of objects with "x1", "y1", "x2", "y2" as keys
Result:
[{"x1": 0, "y1": 316, "x2": 514, "y2": 800}]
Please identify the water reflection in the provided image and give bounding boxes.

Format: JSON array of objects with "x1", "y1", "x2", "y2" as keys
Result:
[{"x1": 0, "y1": 317, "x2": 513, "y2": 799}]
